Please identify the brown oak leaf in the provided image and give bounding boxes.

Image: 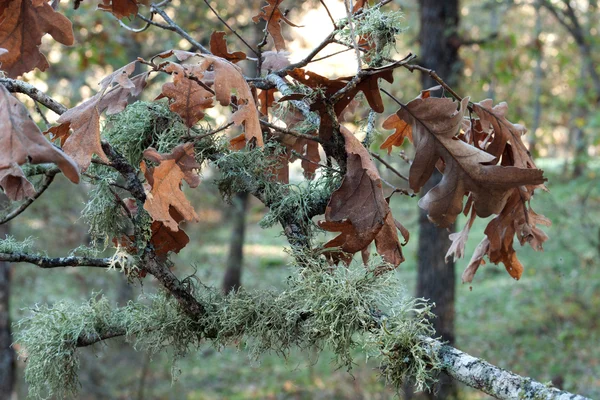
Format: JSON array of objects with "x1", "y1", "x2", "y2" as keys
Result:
[
  {"x1": 209, "y1": 31, "x2": 246, "y2": 63},
  {"x1": 0, "y1": 0, "x2": 74, "y2": 77},
  {"x1": 0, "y1": 85, "x2": 79, "y2": 201},
  {"x1": 160, "y1": 63, "x2": 214, "y2": 128},
  {"x1": 398, "y1": 90, "x2": 545, "y2": 228},
  {"x1": 97, "y1": 0, "x2": 143, "y2": 19},
  {"x1": 197, "y1": 55, "x2": 263, "y2": 147},
  {"x1": 319, "y1": 127, "x2": 403, "y2": 267},
  {"x1": 142, "y1": 143, "x2": 200, "y2": 232},
  {"x1": 252, "y1": 0, "x2": 301, "y2": 51},
  {"x1": 56, "y1": 61, "x2": 146, "y2": 171},
  {"x1": 380, "y1": 112, "x2": 412, "y2": 154}
]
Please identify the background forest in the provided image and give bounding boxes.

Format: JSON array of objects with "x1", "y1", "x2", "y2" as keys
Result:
[{"x1": 1, "y1": 0, "x2": 599, "y2": 399}]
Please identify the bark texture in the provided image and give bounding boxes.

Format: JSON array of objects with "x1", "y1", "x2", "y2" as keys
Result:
[
  {"x1": 417, "y1": 1, "x2": 461, "y2": 398},
  {"x1": 426, "y1": 338, "x2": 591, "y2": 400},
  {"x1": 0, "y1": 194, "x2": 15, "y2": 399}
]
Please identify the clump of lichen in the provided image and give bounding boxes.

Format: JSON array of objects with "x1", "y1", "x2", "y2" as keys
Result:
[
  {"x1": 15, "y1": 259, "x2": 440, "y2": 399},
  {"x1": 338, "y1": 8, "x2": 405, "y2": 67},
  {"x1": 80, "y1": 164, "x2": 132, "y2": 249},
  {"x1": 0, "y1": 235, "x2": 36, "y2": 254}
]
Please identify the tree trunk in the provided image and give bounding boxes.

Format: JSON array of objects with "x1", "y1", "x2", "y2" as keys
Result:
[
  {"x1": 0, "y1": 194, "x2": 15, "y2": 399},
  {"x1": 417, "y1": 1, "x2": 461, "y2": 398},
  {"x1": 222, "y1": 191, "x2": 249, "y2": 293},
  {"x1": 530, "y1": 0, "x2": 544, "y2": 158}
]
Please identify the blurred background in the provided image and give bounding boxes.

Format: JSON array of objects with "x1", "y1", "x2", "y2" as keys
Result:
[{"x1": 1, "y1": 0, "x2": 599, "y2": 398}]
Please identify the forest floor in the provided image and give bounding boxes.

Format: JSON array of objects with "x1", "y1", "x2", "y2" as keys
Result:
[{"x1": 9, "y1": 159, "x2": 600, "y2": 399}]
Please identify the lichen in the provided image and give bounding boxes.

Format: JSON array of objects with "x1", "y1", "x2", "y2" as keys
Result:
[
  {"x1": 15, "y1": 260, "x2": 440, "y2": 399},
  {"x1": 0, "y1": 235, "x2": 36, "y2": 254}
]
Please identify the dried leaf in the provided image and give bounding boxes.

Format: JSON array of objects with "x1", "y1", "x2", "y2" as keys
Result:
[
  {"x1": 0, "y1": 85, "x2": 79, "y2": 200},
  {"x1": 197, "y1": 55, "x2": 263, "y2": 147},
  {"x1": 445, "y1": 209, "x2": 476, "y2": 263},
  {"x1": 142, "y1": 143, "x2": 200, "y2": 232},
  {"x1": 97, "y1": 0, "x2": 141, "y2": 19},
  {"x1": 252, "y1": 0, "x2": 301, "y2": 51},
  {"x1": 261, "y1": 50, "x2": 290, "y2": 71},
  {"x1": 160, "y1": 63, "x2": 214, "y2": 128},
  {"x1": 209, "y1": 31, "x2": 246, "y2": 63},
  {"x1": 380, "y1": 112, "x2": 412, "y2": 154},
  {"x1": 399, "y1": 90, "x2": 545, "y2": 228},
  {"x1": 319, "y1": 127, "x2": 403, "y2": 266},
  {"x1": 57, "y1": 61, "x2": 145, "y2": 171},
  {"x1": 0, "y1": 0, "x2": 74, "y2": 77}
]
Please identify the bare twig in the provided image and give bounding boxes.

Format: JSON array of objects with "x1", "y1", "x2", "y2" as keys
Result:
[
  {"x1": 343, "y1": 0, "x2": 363, "y2": 72},
  {"x1": 181, "y1": 122, "x2": 234, "y2": 141},
  {"x1": 319, "y1": 0, "x2": 337, "y2": 29},
  {"x1": 0, "y1": 78, "x2": 67, "y2": 115},
  {"x1": 149, "y1": 4, "x2": 211, "y2": 54},
  {"x1": 0, "y1": 168, "x2": 60, "y2": 225},
  {"x1": 260, "y1": 119, "x2": 322, "y2": 143},
  {"x1": 370, "y1": 151, "x2": 408, "y2": 182},
  {"x1": 201, "y1": 0, "x2": 258, "y2": 56}
]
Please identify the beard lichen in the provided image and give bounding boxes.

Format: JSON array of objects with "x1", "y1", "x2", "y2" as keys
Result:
[{"x1": 15, "y1": 260, "x2": 440, "y2": 399}]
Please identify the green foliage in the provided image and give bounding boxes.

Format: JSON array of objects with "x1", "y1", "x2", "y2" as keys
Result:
[{"x1": 15, "y1": 261, "x2": 439, "y2": 399}]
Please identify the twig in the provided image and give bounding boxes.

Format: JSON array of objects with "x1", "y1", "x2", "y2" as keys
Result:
[
  {"x1": 149, "y1": 4, "x2": 211, "y2": 54},
  {"x1": 0, "y1": 253, "x2": 115, "y2": 269},
  {"x1": 118, "y1": 15, "x2": 152, "y2": 32},
  {"x1": 265, "y1": 74, "x2": 320, "y2": 126},
  {"x1": 0, "y1": 168, "x2": 59, "y2": 225},
  {"x1": 403, "y1": 64, "x2": 463, "y2": 102},
  {"x1": 181, "y1": 122, "x2": 234, "y2": 141},
  {"x1": 343, "y1": 0, "x2": 362, "y2": 72},
  {"x1": 0, "y1": 78, "x2": 67, "y2": 115},
  {"x1": 319, "y1": 0, "x2": 337, "y2": 29},
  {"x1": 370, "y1": 151, "x2": 408, "y2": 182},
  {"x1": 202, "y1": 0, "x2": 258, "y2": 56},
  {"x1": 33, "y1": 101, "x2": 50, "y2": 129},
  {"x1": 260, "y1": 119, "x2": 322, "y2": 143}
]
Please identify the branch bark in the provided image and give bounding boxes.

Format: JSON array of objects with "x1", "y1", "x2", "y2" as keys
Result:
[{"x1": 427, "y1": 338, "x2": 591, "y2": 400}]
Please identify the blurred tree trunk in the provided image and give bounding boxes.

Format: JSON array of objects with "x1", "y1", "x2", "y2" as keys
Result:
[
  {"x1": 416, "y1": 1, "x2": 460, "y2": 398},
  {"x1": 222, "y1": 191, "x2": 249, "y2": 293},
  {"x1": 0, "y1": 194, "x2": 15, "y2": 399},
  {"x1": 530, "y1": 0, "x2": 544, "y2": 158}
]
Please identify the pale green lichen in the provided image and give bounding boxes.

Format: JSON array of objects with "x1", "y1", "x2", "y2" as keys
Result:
[
  {"x1": 80, "y1": 165, "x2": 131, "y2": 248},
  {"x1": 0, "y1": 235, "x2": 36, "y2": 254},
  {"x1": 338, "y1": 8, "x2": 405, "y2": 67},
  {"x1": 15, "y1": 260, "x2": 439, "y2": 399}
]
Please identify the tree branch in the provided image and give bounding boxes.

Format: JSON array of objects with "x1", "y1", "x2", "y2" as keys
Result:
[
  {"x1": 0, "y1": 78, "x2": 68, "y2": 115},
  {"x1": 0, "y1": 253, "x2": 113, "y2": 269},
  {"x1": 0, "y1": 168, "x2": 59, "y2": 225},
  {"x1": 427, "y1": 338, "x2": 591, "y2": 400},
  {"x1": 149, "y1": 4, "x2": 211, "y2": 54}
]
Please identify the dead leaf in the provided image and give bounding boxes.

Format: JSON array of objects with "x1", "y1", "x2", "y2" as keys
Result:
[
  {"x1": 57, "y1": 61, "x2": 145, "y2": 171},
  {"x1": 0, "y1": 0, "x2": 74, "y2": 77},
  {"x1": 209, "y1": 31, "x2": 247, "y2": 63},
  {"x1": 197, "y1": 55, "x2": 263, "y2": 147},
  {"x1": 380, "y1": 112, "x2": 412, "y2": 154},
  {"x1": 97, "y1": 0, "x2": 141, "y2": 20},
  {"x1": 261, "y1": 50, "x2": 290, "y2": 71},
  {"x1": 160, "y1": 63, "x2": 214, "y2": 128},
  {"x1": 398, "y1": 90, "x2": 545, "y2": 228},
  {"x1": 319, "y1": 127, "x2": 403, "y2": 266},
  {"x1": 0, "y1": 85, "x2": 79, "y2": 201},
  {"x1": 142, "y1": 143, "x2": 200, "y2": 232},
  {"x1": 252, "y1": 0, "x2": 301, "y2": 51}
]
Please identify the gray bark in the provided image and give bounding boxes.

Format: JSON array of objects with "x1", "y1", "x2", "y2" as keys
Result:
[{"x1": 426, "y1": 338, "x2": 591, "y2": 400}]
